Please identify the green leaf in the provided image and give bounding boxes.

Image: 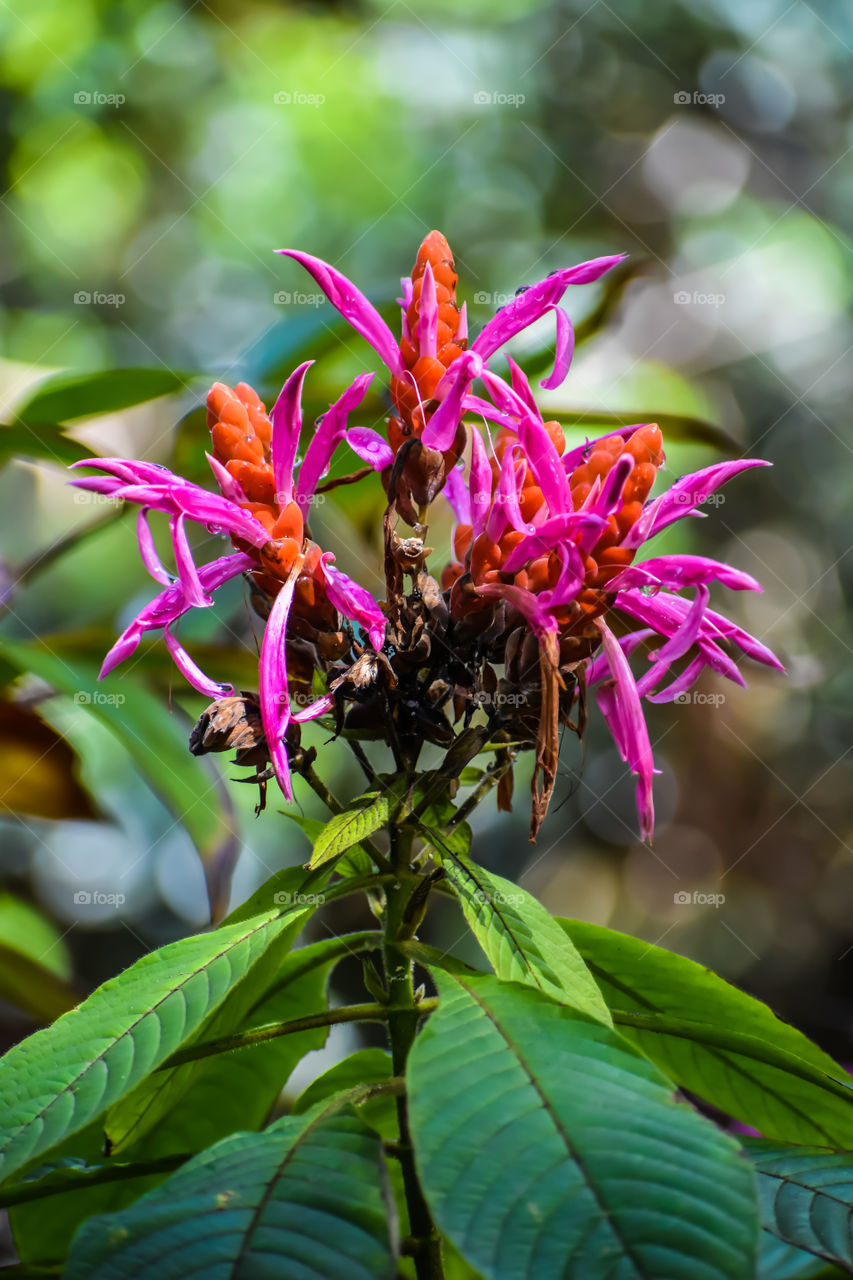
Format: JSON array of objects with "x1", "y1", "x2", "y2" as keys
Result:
[
  {"x1": 438, "y1": 857, "x2": 610, "y2": 1025},
  {"x1": 279, "y1": 810, "x2": 374, "y2": 877},
  {"x1": 13, "y1": 367, "x2": 192, "y2": 425},
  {"x1": 758, "y1": 1232, "x2": 837, "y2": 1279},
  {"x1": 309, "y1": 791, "x2": 392, "y2": 869},
  {"x1": 0, "y1": 422, "x2": 93, "y2": 467},
  {"x1": 408, "y1": 972, "x2": 758, "y2": 1280},
  {"x1": 103, "y1": 869, "x2": 334, "y2": 1155},
  {"x1": 745, "y1": 1139, "x2": 853, "y2": 1274},
  {"x1": 0, "y1": 908, "x2": 305, "y2": 1187},
  {"x1": 562, "y1": 919, "x2": 853, "y2": 1146},
  {"x1": 293, "y1": 1049, "x2": 396, "y2": 1139},
  {"x1": 64, "y1": 1100, "x2": 395, "y2": 1279}
]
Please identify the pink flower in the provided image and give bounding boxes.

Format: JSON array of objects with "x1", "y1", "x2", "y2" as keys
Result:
[{"x1": 72, "y1": 371, "x2": 386, "y2": 800}]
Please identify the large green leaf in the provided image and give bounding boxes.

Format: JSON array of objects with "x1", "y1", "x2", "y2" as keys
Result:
[
  {"x1": 10, "y1": 921, "x2": 363, "y2": 1267},
  {"x1": 0, "y1": 942, "x2": 77, "y2": 1025},
  {"x1": 64, "y1": 1100, "x2": 395, "y2": 1279},
  {"x1": 438, "y1": 857, "x2": 610, "y2": 1025},
  {"x1": 13, "y1": 367, "x2": 192, "y2": 424},
  {"x1": 103, "y1": 868, "x2": 335, "y2": 1155},
  {"x1": 0, "y1": 422, "x2": 94, "y2": 467},
  {"x1": 408, "y1": 972, "x2": 758, "y2": 1280},
  {"x1": 562, "y1": 919, "x2": 853, "y2": 1146},
  {"x1": 745, "y1": 1139, "x2": 853, "y2": 1274},
  {"x1": 0, "y1": 907, "x2": 304, "y2": 1187}
]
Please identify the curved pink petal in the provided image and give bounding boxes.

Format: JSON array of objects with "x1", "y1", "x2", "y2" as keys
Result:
[
  {"x1": 206, "y1": 452, "x2": 246, "y2": 503},
  {"x1": 295, "y1": 372, "x2": 374, "y2": 508},
  {"x1": 259, "y1": 574, "x2": 297, "y2": 801},
  {"x1": 609, "y1": 554, "x2": 762, "y2": 594},
  {"x1": 471, "y1": 254, "x2": 624, "y2": 365},
  {"x1": 418, "y1": 261, "x2": 438, "y2": 359},
  {"x1": 346, "y1": 427, "x2": 394, "y2": 472},
  {"x1": 136, "y1": 509, "x2": 173, "y2": 587},
  {"x1": 594, "y1": 616, "x2": 655, "y2": 841},
  {"x1": 485, "y1": 444, "x2": 527, "y2": 543},
  {"x1": 539, "y1": 305, "x2": 575, "y2": 390},
  {"x1": 469, "y1": 426, "x2": 492, "y2": 538},
  {"x1": 170, "y1": 513, "x2": 212, "y2": 608},
  {"x1": 443, "y1": 464, "x2": 471, "y2": 527},
  {"x1": 276, "y1": 249, "x2": 405, "y2": 377},
  {"x1": 500, "y1": 512, "x2": 606, "y2": 574},
  {"x1": 271, "y1": 360, "x2": 313, "y2": 506},
  {"x1": 421, "y1": 351, "x2": 484, "y2": 451},
  {"x1": 320, "y1": 555, "x2": 386, "y2": 652},
  {"x1": 163, "y1": 627, "x2": 234, "y2": 698},
  {"x1": 625, "y1": 459, "x2": 771, "y2": 549}
]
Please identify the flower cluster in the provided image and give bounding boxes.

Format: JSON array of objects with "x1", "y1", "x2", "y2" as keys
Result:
[{"x1": 71, "y1": 229, "x2": 782, "y2": 839}]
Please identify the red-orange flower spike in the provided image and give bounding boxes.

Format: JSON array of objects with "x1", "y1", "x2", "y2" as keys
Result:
[{"x1": 391, "y1": 231, "x2": 466, "y2": 430}]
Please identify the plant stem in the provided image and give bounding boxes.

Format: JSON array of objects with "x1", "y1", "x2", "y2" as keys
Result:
[
  {"x1": 383, "y1": 834, "x2": 444, "y2": 1279},
  {"x1": 160, "y1": 1001, "x2": 417, "y2": 1069}
]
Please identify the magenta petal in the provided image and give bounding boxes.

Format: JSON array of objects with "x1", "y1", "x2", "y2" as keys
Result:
[
  {"x1": 346, "y1": 426, "x2": 394, "y2": 471},
  {"x1": 469, "y1": 426, "x2": 492, "y2": 538},
  {"x1": 418, "y1": 261, "x2": 438, "y2": 359},
  {"x1": 609, "y1": 554, "x2": 762, "y2": 594},
  {"x1": 643, "y1": 654, "x2": 706, "y2": 703},
  {"x1": 539, "y1": 306, "x2": 576, "y2": 390},
  {"x1": 588, "y1": 453, "x2": 633, "y2": 520},
  {"x1": 507, "y1": 357, "x2": 538, "y2": 413},
  {"x1": 170, "y1": 514, "x2": 212, "y2": 608},
  {"x1": 472, "y1": 254, "x2": 625, "y2": 363},
  {"x1": 164, "y1": 627, "x2": 233, "y2": 697},
  {"x1": 259, "y1": 577, "x2": 296, "y2": 801},
  {"x1": 421, "y1": 352, "x2": 484, "y2": 451},
  {"x1": 587, "y1": 629, "x2": 656, "y2": 686},
  {"x1": 443, "y1": 464, "x2": 471, "y2": 527},
  {"x1": 271, "y1": 360, "x2": 313, "y2": 506},
  {"x1": 538, "y1": 542, "x2": 585, "y2": 609},
  {"x1": 136, "y1": 509, "x2": 173, "y2": 587},
  {"x1": 457, "y1": 301, "x2": 468, "y2": 343},
  {"x1": 320, "y1": 555, "x2": 386, "y2": 652},
  {"x1": 461, "y1": 394, "x2": 515, "y2": 432},
  {"x1": 482, "y1": 371, "x2": 571, "y2": 516},
  {"x1": 296, "y1": 372, "x2": 374, "y2": 507},
  {"x1": 654, "y1": 585, "x2": 711, "y2": 666},
  {"x1": 562, "y1": 425, "x2": 644, "y2": 474},
  {"x1": 485, "y1": 445, "x2": 527, "y2": 542},
  {"x1": 292, "y1": 693, "x2": 334, "y2": 723},
  {"x1": 276, "y1": 249, "x2": 405, "y2": 377},
  {"x1": 594, "y1": 616, "x2": 655, "y2": 840},
  {"x1": 626, "y1": 459, "x2": 771, "y2": 548},
  {"x1": 500, "y1": 512, "x2": 606, "y2": 574},
  {"x1": 206, "y1": 452, "x2": 246, "y2": 503}
]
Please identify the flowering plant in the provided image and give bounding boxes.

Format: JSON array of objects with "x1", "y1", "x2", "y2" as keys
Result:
[{"x1": 1, "y1": 233, "x2": 848, "y2": 1280}]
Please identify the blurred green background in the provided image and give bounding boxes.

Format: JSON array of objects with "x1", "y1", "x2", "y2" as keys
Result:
[{"x1": 0, "y1": 0, "x2": 851, "y2": 1079}]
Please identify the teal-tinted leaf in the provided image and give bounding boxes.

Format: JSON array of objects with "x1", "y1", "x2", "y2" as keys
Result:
[
  {"x1": 14, "y1": 367, "x2": 192, "y2": 424},
  {"x1": 64, "y1": 1100, "x2": 395, "y2": 1279},
  {"x1": 759, "y1": 1232, "x2": 839, "y2": 1278},
  {"x1": 562, "y1": 919, "x2": 853, "y2": 1146},
  {"x1": 293, "y1": 1049, "x2": 395, "y2": 1139},
  {"x1": 408, "y1": 972, "x2": 758, "y2": 1280},
  {"x1": 745, "y1": 1139, "x2": 853, "y2": 1274},
  {"x1": 0, "y1": 908, "x2": 303, "y2": 1187},
  {"x1": 438, "y1": 857, "x2": 610, "y2": 1024}
]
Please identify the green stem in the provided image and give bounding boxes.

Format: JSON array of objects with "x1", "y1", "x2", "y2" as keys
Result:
[
  {"x1": 0, "y1": 1154, "x2": 190, "y2": 1209},
  {"x1": 160, "y1": 1001, "x2": 414, "y2": 1069},
  {"x1": 383, "y1": 833, "x2": 444, "y2": 1280}
]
